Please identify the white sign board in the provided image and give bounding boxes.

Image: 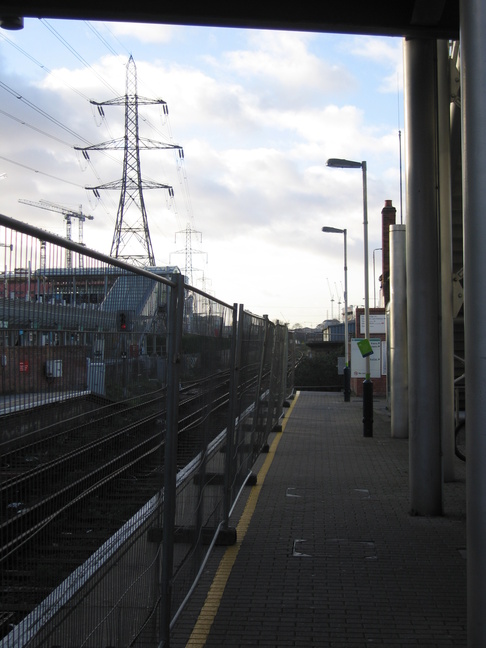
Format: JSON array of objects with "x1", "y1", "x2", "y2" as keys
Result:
[
  {"x1": 351, "y1": 338, "x2": 382, "y2": 378},
  {"x1": 359, "y1": 314, "x2": 386, "y2": 334},
  {"x1": 381, "y1": 341, "x2": 387, "y2": 376}
]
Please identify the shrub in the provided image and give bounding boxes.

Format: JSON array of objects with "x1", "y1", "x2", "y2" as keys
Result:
[{"x1": 294, "y1": 349, "x2": 342, "y2": 390}]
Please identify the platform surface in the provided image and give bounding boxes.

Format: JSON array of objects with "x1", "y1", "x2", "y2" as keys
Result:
[{"x1": 172, "y1": 390, "x2": 466, "y2": 648}]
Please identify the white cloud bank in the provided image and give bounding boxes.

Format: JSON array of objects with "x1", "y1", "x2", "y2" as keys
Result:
[{"x1": 0, "y1": 22, "x2": 404, "y2": 327}]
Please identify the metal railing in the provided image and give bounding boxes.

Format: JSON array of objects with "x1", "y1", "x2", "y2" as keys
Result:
[{"x1": 0, "y1": 213, "x2": 294, "y2": 647}]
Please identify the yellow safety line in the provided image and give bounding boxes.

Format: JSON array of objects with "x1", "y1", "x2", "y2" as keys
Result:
[{"x1": 185, "y1": 391, "x2": 300, "y2": 647}]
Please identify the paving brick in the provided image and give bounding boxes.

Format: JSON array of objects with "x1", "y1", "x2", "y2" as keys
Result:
[{"x1": 172, "y1": 392, "x2": 466, "y2": 647}]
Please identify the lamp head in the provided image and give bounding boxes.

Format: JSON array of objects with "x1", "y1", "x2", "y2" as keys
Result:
[
  {"x1": 322, "y1": 226, "x2": 345, "y2": 234},
  {"x1": 326, "y1": 158, "x2": 362, "y2": 169}
]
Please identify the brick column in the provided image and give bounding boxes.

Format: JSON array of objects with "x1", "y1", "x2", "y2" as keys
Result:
[{"x1": 381, "y1": 199, "x2": 396, "y2": 306}]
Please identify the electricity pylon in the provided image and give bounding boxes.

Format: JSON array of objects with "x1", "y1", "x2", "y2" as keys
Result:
[
  {"x1": 170, "y1": 223, "x2": 207, "y2": 286},
  {"x1": 75, "y1": 55, "x2": 183, "y2": 267}
]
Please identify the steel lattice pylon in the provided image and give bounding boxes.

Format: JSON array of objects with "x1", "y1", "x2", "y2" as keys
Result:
[
  {"x1": 75, "y1": 56, "x2": 183, "y2": 267},
  {"x1": 170, "y1": 223, "x2": 207, "y2": 286}
]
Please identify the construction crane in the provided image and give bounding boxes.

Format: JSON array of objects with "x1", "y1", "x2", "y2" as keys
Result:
[
  {"x1": 327, "y1": 278, "x2": 335, "y2": 320},
  {"x1": 19, "y1": 199, "x2": 94, "y2": 269}
]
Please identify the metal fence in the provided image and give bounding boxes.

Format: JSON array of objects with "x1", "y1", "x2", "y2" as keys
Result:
[{"x1": 0, "y1": 213, "x2": 295, "y2": 647}]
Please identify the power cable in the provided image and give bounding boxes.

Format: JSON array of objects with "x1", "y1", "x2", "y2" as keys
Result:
[
  {"x1": 0, "y1": 30, "x2": 94, "y2": 103},
  {"x1": 0, "y1": 107, "x2": 76, "y2": 146},
  {"x1": 0, "y1": 79, "x2": 91, "y2": 145},
  {"x1": 83, "y1": 21, "x2": 119, "y2": 57},
  {"x1": 40, "y1": 19, "x2": 121, "y2": 98},
  {"x1": 0, "y1": 154, "x2": 84, "y2": 187}
]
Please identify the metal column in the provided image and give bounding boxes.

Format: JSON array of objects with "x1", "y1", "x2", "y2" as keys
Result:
[
  {"x1": 460, "y1": 0, "x2": 486, "y2": 643},
  {"x1": 160, "y1": 273, "x2": 184, "y2": 647},
  {"x1": 404, "y1": 38, "x2": 443, "y2": 516},
  {"x1": 389, "y1": 224, "x2": 408, "y2": 439},
  {"x1": 437, "y1": 39, "x2": 456, "y2": 482}
]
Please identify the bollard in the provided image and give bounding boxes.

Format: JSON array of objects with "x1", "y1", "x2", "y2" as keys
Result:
[{"x1": 363, "y1": 378, "x2": 373, "y2": 436}]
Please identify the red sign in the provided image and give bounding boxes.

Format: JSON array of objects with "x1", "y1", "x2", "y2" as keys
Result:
[{"x1": 19, "y1": 360, "x2": 29, "y2": 373}]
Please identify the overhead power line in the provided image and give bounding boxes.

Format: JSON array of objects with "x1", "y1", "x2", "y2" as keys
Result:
[
  {"x1": 0, "y1": 107, "x2": 75, "y2": 146},
  {"x1": 0, "y1": 154, "x2": 84, "y2": 187},
  {"x1": 40, "y1": 19, "x2": 121, "y2": 98},
  {"x1": 0, "y1": 30, "x2": 93, "y2": 103},
  {"x1": 0, "y1": 79, "x2": 91, "y2": 145}
]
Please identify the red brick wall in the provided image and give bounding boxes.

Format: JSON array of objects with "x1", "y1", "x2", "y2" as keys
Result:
[
  {"x1": 381, "y1": 200, "x2": 396, "y2": 306},
  {"x1": 351, "y1": 307, "x2": 387, "y2": 397},
  {"x1": 1, "y1": 346, "x2": 88, "y2": 394}
]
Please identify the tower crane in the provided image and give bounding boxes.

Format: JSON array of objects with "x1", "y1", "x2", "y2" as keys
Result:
[
  {"x1": 327, "y1": 278, "x2": 334, "y2": 320},
  {"x1": 18, "y1": 199, "x2": 94, "y2": 269}
]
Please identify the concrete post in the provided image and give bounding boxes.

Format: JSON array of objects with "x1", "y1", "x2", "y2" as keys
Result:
[
  {"x1": 389, "y1": 224, "x2": 408, "y2": 439},
  {"x1": 460, "y1": 0, "x2": 486, "y2": 643},
  {"x1": 404, "y1": 37, "x2": 443, "y2": 516}
]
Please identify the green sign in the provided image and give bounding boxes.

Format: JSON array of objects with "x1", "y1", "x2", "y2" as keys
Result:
[{"x1": 357, "y1": 338, "x2": 373, "y2": 358}]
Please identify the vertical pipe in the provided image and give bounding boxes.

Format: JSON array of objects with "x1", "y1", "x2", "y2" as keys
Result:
[
  {"x1": 404, "y1": 37, "x2": 443, "y2": 515},
  {"x1": 223, "y1": 303, "x2": 239, "y2": 527},
  {"x1": 362, "y1": 161, "x2": 373, "y2": 437},
  {"x1": 437, "y1": 39, "x2": 456, "y2": 482},
  {"x1": 343, "y1": 229, "x2": 351, "y2": 401},
  {"x1": 160, "y1": 274, "x2": 184, "y2": 647},
  {"x1": 460, "y1": 0, "x2": 486, "y2": 643},
  {"x1": 389, "y1": 224, "x2": 408, "y2": 438}
]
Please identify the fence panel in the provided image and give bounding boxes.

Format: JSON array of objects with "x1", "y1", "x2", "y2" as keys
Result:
[
  {"x1": 166, "y1": 286, "x2": 237, "y2": 631},
  {"x1": 224, "y1": 310, "x2": 272, "y2": 514},
  {"x1": 0, "y1": 214, "x2": 291, "y2": 647}
]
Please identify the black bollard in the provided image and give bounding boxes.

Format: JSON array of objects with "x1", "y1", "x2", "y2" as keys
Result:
[
  {"x1": 344, "y1": 365, "x2": 351, "y2": 402},
  {"x1": 363, "y1": 378, "x2": 373, "y2": 436}
]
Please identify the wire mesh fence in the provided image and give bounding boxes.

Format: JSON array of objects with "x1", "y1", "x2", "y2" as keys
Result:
[{"x1": 0, "y1": 214, "x2": 294, "y2": 647}]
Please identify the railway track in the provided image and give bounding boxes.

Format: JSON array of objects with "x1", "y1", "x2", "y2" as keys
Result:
[{"x1": 0, "y1": 370, "x2": 235, "y2": 638}]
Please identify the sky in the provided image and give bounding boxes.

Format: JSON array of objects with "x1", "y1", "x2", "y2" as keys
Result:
[{"x1": 0, "y1": 19, "x2": 404, "y2": 328}]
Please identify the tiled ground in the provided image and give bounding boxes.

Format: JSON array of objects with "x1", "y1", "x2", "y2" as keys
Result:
[{"x1": 172, "y1": 391, "x2": 466, "y2": 648}]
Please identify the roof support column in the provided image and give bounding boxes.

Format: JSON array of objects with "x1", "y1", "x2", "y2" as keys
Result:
[
  {"x1": 389, "y1": 224, "x2": 408, "y2": 439},
  {"x1": 404, "y1": 37, "x2": 443, "y2": 516},
  {"x1": 460, "y1": 1, "x2": 486, "y2": 644},
  {"x1": 437, "y1": 39, "x2": 455, "y2": 482}
]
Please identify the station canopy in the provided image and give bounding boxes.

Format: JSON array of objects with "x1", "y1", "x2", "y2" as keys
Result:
[{"x1": 0, "y1": 0, "x2": 459, "y2": 39}]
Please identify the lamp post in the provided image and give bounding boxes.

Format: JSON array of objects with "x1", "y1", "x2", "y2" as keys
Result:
[
  {"x1": 322, "y1": 226, "x2": 350, "y2": 402},
  {"x1": 326, "y1": 158, "x2": 373, "y2": 436}
]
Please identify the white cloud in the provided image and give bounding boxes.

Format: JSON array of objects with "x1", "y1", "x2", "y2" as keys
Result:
[
  {"x1": 204, "y1": 30, "x2": 355, "y2": 109},
  {"x1": 348, "y1": 35, "x2": 403, "y2": 93},
  {"x1": 0, "y1": 24, "x2": 403, "y2": 326}
]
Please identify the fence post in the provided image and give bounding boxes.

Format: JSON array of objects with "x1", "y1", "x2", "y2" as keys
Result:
[
  {"x1": 223, "y1": 304, "x2": 240, "y2": 528},
  {"x1": 280, "y1": 325, "x2": 289, "y2": 403},
  {"x1": 160, "y1": 273, "x2": 184, "y2": 647},
  {"x1": 252, "y1": 316, "x2": 271, "y2": 452},
  {"x1": 265, "y1": 322, "x2": 282, "y2": 436},
  {"x1": 286, "y1": 330, "x2": 296, "y2": 400}
]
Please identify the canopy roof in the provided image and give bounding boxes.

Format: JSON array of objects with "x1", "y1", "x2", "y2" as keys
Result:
[{"x1": 0, "y1": 0, "x2": 459, "y2": 39}]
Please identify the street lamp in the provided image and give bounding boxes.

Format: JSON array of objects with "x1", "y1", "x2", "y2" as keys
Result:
[
  {"x1": 322, "y1": 226, "x2": 350, "y2": 402},
  {"x1": 326, "y1": 157, "x2": 373, "y2": 436}
]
